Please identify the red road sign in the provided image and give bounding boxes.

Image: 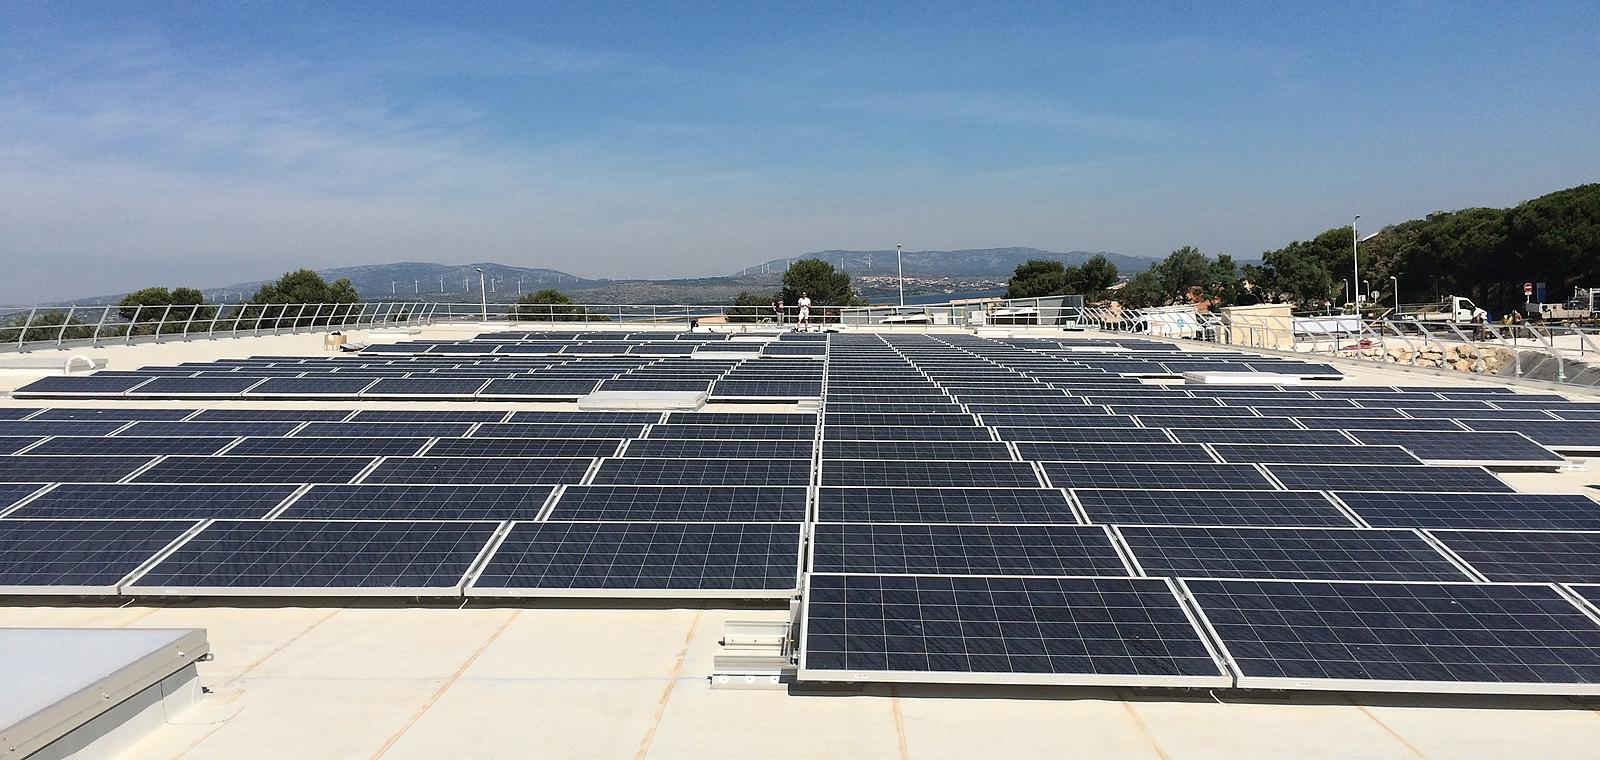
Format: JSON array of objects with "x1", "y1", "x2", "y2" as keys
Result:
[{"x1": 1524, "y1": 282, "x2": 1534, "y2": 295}]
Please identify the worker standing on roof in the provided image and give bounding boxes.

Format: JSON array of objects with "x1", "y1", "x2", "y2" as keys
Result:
[
  {"x1": 772, "y1": 296, "x2": 784, "y2": 326},
  {"x1": 797, "y1": 292, "x2": 811, "y2": 331}
]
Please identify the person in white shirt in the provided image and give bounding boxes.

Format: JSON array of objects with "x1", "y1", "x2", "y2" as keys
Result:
[{"x1": 796, "y1": 293, "x2": 811, "y2": 330}]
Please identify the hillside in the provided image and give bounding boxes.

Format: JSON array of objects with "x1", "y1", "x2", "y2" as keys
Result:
[
  {"x1": 204, "y1": 262, "x2": 596, "y2": 302},
  {"x1": 733, "y1": 247, "x2": 1150, "y2": 278}
]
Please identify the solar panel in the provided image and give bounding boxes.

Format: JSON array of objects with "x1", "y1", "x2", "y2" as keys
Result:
[
  {"x1": 1137, "y1": 415, "x2": 1298, "y2": 430},
  {"x1": 1014, "y1": 442, "x2": 1214, "y2": 463},
  {"x1": 226, "y1": 437, "x2": 429, "y2": 457},
  {"x1": 241, "y1": 377, "x2": 377, "y2": 397},
  {"x1": 506, "y1": 411, "x2": 663, "y2": 425},
  {"x1": 824, "y1": 413, "x2": 978, "y2": 427},
  {"x1": 816, "y1": 487, "x2": 1077, "y2": 524},
  {"x1": 189, "y1": 409, "x2": 353, "y2": 422},
  {"x1": 1348, "y1": 430, "x2": 1565, "y2": 463},
  {"x1": 0, "y1": 455, "x2": 155, "y2": 482},
  {"x1": 822, "y1": 460, "x2": 1040, "y2": 488},
  {"x1": 646, "y1": 423, "x2": 815, "y2": 441},
  {"x1": 1427, "y1": 530, "x2": 1600, "y2": 582},
  {"x1": 1118, "y1": 526, "x2": 1470, "y2": 581},
  {"x1": 426, "y1": 438, "x2": 624, "y2": 458},
  {"x1": 1209, "y1": 443, "x2": 1423, "y2": 465},
  {"x1": 821, "y1": 441, "x2": 1014, "y2": 461},
  {"x1": 1042, "y1": 462, "x2": 1272, "y2": 489},
  {"x1": 133, "y1": 456, "x2": 373, "y2": 484},
  {"x1": 476, "y1": 422, "x2": 650, "y2": 439},
  {"x1": 0, "y1": 482, "x2": 47, "y2": 508},
  {"x1": 277, "y1": 484, "x2": 555, "y2": 520},
  {"x1": 0, "y1": 437, "x2": 42, "y2": 455},
  {"x1": 362, "y1": 457, "x2": 592, "y2": 485},
  {"x1": 590, "y1": 458, "x2": 810, "y2": 486},
  {"x1": 11, "y1": 375, "x2": 153, "y2": 397},
  {"x1": 0, "y1": 409, "x2": 39, "y2": 420},
  {"x1": 709, "y1": 380, "x2": 822, "y2": 398},
  {"x1": 9, "y1": 483, "x2": 297, "y2": 519},
  {"x1": 478, "y1": 378, "x2": 602, "y2": 398},
  {"x1": 602, "y1": 378, "x2": 714, "y2": 393},
  {"x1": 0, "y1": 420, "x2": 132, "y2": 437},
  {"x1": 664, "y1": 412, "x2": 817, "y2": 426},
  {"x1": 812, "y1": 524, "x2": 1128, "y2": 576},
  {"x1": 549, "y1": 485, "x2": 806, "y2": 521},
  {"x1": 361, "y1": 378, "x2": 490, "y2": 397},
  {"x1": 1265, "y1": 464, "x2": 1512, "y2": 493},
  {"x1": 621, "y1": 439, "x2": 812, "y2": 459},
  {"x1": 119, "y1": 421, "x2": 302, "y2": 437},
  {"x1": 1336, "y1": 491, "x2": 1600, "y2": 531},
  {"x1": 823, "y1": 425, "x2": 996, "y2": 442},
  {"x1": 1462, "y1": 420, "x2": 1600, "y2": 448},
  {"x1": 1168, "y1": 428, "x2": 1354, "y2": 446},
  {"x1": 799, "y1": 574, "x2": 1230, "y2": 687},
  {"x1": 123, "y1": 376, "x2": 264, "y2": 397},
  {"x1": 348, "y1": 410, "x2": 509, "y2": 422},
  {"x1": 1074, "y1": 489, "x2": 1355, "y2": 527},
  {"x1": 0, "y1": 519, "x2": 198, "y2": 593},
  {"x1": 31, "y1": 408, "x2": 194, "y2": 421},
  {"x1": 1296, "y1": 417, "x2": 1465, "y2": 431},
  {"x1": 467, "y1": 521, "x2": 803, "y2": 596},
  {"x1": 28, "y1": 436, "x2": 237, "y2": 456},
  {"x1": 994, "y1": 427, "x2": 1173, "y2": 444},
  {"x1": 296, "y1": 421, "x2": 475, "y2": 438},
  {"x1": 127, "y1": 520, "x2": 498, "y2": 595},
  {"x1": 1184, "y1": 579, "x2": 1600, "y2": 694}
]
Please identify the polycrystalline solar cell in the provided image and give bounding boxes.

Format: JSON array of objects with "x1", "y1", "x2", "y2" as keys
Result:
[
  {"x1": 227, "y1": 437, "x2": 429, "y2": 457},
  {"x1": 470, "y1": 521, "x2": 802, "y2": 594},
  {"x1": 124, "y1": 376, "x2": 264, "y2": 396},
  {"x1": 1074, "y1": 489, "x2": 1353, "y2": 527},
  {"x1": 822, "y1": 425, "x2": 996, "y2": 443},
  {"x1": 1463, "y1": 420, "x2": 1600, "y2": 447},
  {"x1": 427, "y1": 438, "x2": 623, "y2": 458},
  {"x1": 295, "y1": 421, "x2": 475, "y2": 438},
  {"x1": 0, "y1": 455, "x2": 155, "y2": 482},
  {"x1": 710, "y1": 380, "x2": 822, "y2": 397},
  {"x1": 28, "y1": 436, "x2": 236, "y2": 456},
  {"x1": 647, "y1": 423, "x2": 815, "y2": 441},
  {"x1": 1336, "y1": 491, "x2": 1600, "y2": 531},
  {"x1": 816, "y1": 487, "x2": 1076, "y2": 524},
  {"x1": 622, "y1": 439, "x2": 812, "y2": 459},
  {"x1": 995, "y1": 427, "x2": 1172, "y2": 444},
  {"x1": 31, "y1": 408, "x2": 194, "y2": 421},
  {"x1": 591, "y1": 458, "x2": 810, "y2": 486},
  {"x1": 361, "y1": 377, "x2": 489, "y2": 397},
  {"x1": 1119, "y1": 526, "x2": 1469, "y2": 581},
  {"x1": 664, "y1": 412, "x2": 816, "y2": 426},
  {"x1": 821, "y1": 441, "x2": 1014, "y2": 461},
  {"x1": 0, "y1": 420, "x2": 132, "y2": 437},
  {"x1": 824, "y1": 413, "x2": 978, "y2": 427},
  {"x1": 507, "y1": 411, "x2": 663, "y2": 425},
  {"x1": 10, "y1": 483, "x2": 297, "y2": 519},
  {"x1": 1266, "y1": 464, "x2": 1512, "y2": 493},
  {"x1": 1168, "y1": 428, "x2": 1354, "y2": 446},
  {"x1": 1427, "y1": 530, "x2": 1600, "y2": 583},
  {"x1": 0, "y1": 409, "x2": 39, "y2": 420},
  {"x1": 241, "y1": 377, "x2": 376, "y2": 396},
  {"x1": 11, "y1": 375, "x2": 153, "y2": 396},
  {"x1": 1137, "y1": 415, "x2": 1298, "y2": 430},
  {"x1": 129, "y1": 520, "x2": 498, "y2": 594},
  {"x1": 119, "y1": 420, "x2": 302, "y2": 437},
  {"x1": 812, "y1": 524, "x2": 1127, "y2": 576},
  {"x1": 279, "y1": 484, "x2": 554, "y2": 520},
  {"x1": 0, "y1": 519, "x2": 198, "y2": 591},
  {"x1": 601, "y1": 378, "x2": 714, "y2": 393},
  {"x1": 476, "y1": 422, "x2": 650, "y2": 439},
  {"x1": 801, "y1": 574, "x2": 1228, "y2": 685},
  {"x1": 345, "y1": 409, "x2": 507, "y2": 423},
  {"x1": 1349, "y1": 430, "x2": 1564, "y2": 462},
  {"x1": 1014, "y1": 442, "x2": 1213, "y2": 463},
  {"x1": 1042, "y1": 462, "x2": 1272, "y2": 489},
  {"x1": 1185, "y1": 579, "x2": 1600, "y2": 692},
  {"x1": 189, "y1": 409, "x2": 352, "y2": 422},
  {"x1": 0, "y1": 482, "x2": 47, "y2": 508},
  {"x1": 988, "y1": 416, "x2": 1142, "y2": 432},
  {"x1": 479, "y1": 378, "x2": 603, "y2": 397},
  {"x1": 1296, "y1": 417, "x2": 1465, "y2": 431},
  {"x1": 134, "y1": 455, "x2": 373, "y2": 484},
  {"x1": 823, "y1": 460, "x2": 1040, "y2": 488},
  {"x1": 549, "y1": 485, "x2": 806, "y2": 521},
  {"x1": 0, "y1": 437, "x2": 43, "y2": 455},
  {"x1": 1210, "y1": 444, "x2": 1423, "y2": 465},
  {"x1": 363, "y1": 457, "x2": 592, "y2": 485}
]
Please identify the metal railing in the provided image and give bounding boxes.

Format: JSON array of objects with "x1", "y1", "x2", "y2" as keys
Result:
[{"x1": 0, "y1": 302, "x2": 436, "y2": 353}]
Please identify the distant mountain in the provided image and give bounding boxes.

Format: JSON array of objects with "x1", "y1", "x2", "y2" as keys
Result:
[
  {"x1": 733, "y1": 247, "x2": 1152, "y2": 278},
  {"x1": 196, "y1": 262, "x2": 594, "y2": 302}
]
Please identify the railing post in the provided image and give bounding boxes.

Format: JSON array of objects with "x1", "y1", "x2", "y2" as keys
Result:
[
  {"x1": 56, "y1": 305, "x2": 76, "y2": 347},
  {"x1": 91, "y1": 306, "x2": 109, "y2": 344},
  {"x1": 154, "y1": 305, "x2": 173, "y2": 341},
  {"x1": 17, "y1": 307, "x2": 36, "y2": 349}
]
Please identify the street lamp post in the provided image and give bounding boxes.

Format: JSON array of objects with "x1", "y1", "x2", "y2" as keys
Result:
[
  {"x1": 1390, "y1": 275, "x2": 1399, "y2": 312},
  {"x1": 474, "y1": 267, "x2": 488, "y2": 322},
  {"x1": 1352, "y1": 215, "x2": 1362, "y2": 306},
  {"x1": 895, "y1": 243, "x2": 905, "y2": 307},
  {"x1": 1341, "y1": 279, "x2": 1350, "y2": 309}
]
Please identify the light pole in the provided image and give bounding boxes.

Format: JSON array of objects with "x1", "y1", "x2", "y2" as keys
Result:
[
  {"x1": 895, "y1": 243, "x2": 905, "y2": 307},
  {"x1": 1390, "y1": 275, "x2": 1399, "y2": 312},
  {"x1": 1342, "y1": 278, "x2": 1350, "y2": 308},
  {"x1": 1351, "y1": 215, "x2": 1361, "y2": 306},
  {"x1": 474, "y1": 267, "x2": 488, "y2": 322}
]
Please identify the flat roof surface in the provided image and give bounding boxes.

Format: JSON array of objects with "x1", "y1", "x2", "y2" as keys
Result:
[{"x1": 3, "y1": 325, "x2": 1600, "y2": 759}]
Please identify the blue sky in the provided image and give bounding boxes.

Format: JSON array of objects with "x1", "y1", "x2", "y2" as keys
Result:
[{"x1": 1, "y1": 1, "x2": 1596, "y2": 302}]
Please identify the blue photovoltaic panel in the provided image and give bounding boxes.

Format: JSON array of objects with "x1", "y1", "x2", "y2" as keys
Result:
[
  {"x1": 0, "y1": 482, "x2": 48, "y2": 508},
  {"x1": 478, "y1": 379, "x2": 603, "y2": 397},
  {"x1": 709, "y1": 380, "x2": 822, "y2": 398},
  {"x1": 1266, "y1": 464, "x2": 1512, "y2": 493},
  {"x1": 348, "y1": 410, "x2": 506, "y2": 423},
  {"x1": 1348, "y1": 430, "x2": 1564, "y2": 463},
  {"x1": 823, "y1": 425, "x2": 997, "y2": 442},
  {"x1": 11, "y1": 375, "x2": 153, "y2": 396},
  {"x1": 996, "y1": 427, "x2": 1173, "y2": 444},
  {"x1": 1042, "y1": 462, "x2": 1272, "y2": 489},
  {"x1": 1118, "y1": 526, "x2": 1470, "y2": 581},
  {"x1": 189, "y1": 409, "x2": 352, "y2": 422},
  {"x1": 241, "y1": 377, "x2": 378, "y2": 396},
  {"x1": 133, "y1": 456, "x2": 373, "y2": 484},
  {"x1": 363, "y1": 457, "x2": 593, "y2": 485},
  {"x1": 824, "y1": 413, "x2": 978, "y2": 427},
  {"x1": 822, "y1": 460, "x2": 1040, "y2": 488},
  {"x1": 278, "y1": 484, "x2": 554, "y2": 520},
  {"x1": 548, "y1": 485, "x2": 805, "y2": 521},
  {"x1": 0, "y1": 519, "x2": 198, "y2": 590},
  {"x1": 1138, "y1": 415, "x2": 1298, "y2": 430},
  {"x1": 1336, "y1": 492, "x2": 1600, "y2": 531},
  {"x1": 125, "y1": 376, "x2": 264, "y2": 396},
  {"x1": 506, "y1": 411, "x2": 663, "y2": 425},
  {"x1": 0, "y1": 409, "x2": 39, "y2": 420},
  {"x1": 0, "y1": 420, "x2": 132, "y2": 437},
  {"x1": 129, "y1": 520, "x2": 498, "y2": 593},
  {"x1": 469, "y1": 521, "x2": 803, "y2": 594},
  {"x1": 28, "y1": 436, "x2": 236, "y2": 456},
  {"x1": 646, "y1": 423, "x2": 815, "y2": 441},
  {"x1": 1169, "y1": 429, "x2": 1354, "y2": 446},
  {"x1": 1428, "y1": 530, "x2": 1600, "y2": 583},
  {"x1": 800, "y1": 574, "x2": 1228, "y2": 685},
  {"x1": 226, "y1": 437, "x2": 429, "y2": 457},
  {"x1": 1209, "y1": 444, "x2": 1423, "y2": 465},
  {"x1": 591, "y1": 458, "x2": 810, "y2": 486},
  {"x1": 1014, "y1": 442, "x2": 1213, "y2": 463},
  {"x1": 812, "y1": 524, "x2": 1127, "y2": 576},
  {"x1": 0, "y1": 437, "x2": 43, "y2": 455},
  {"x1": 1186, "y1": 579, "x2": 1600, "y2": 693},
  {"x1": 1074, "y1": 489, "x2": 1354, "y2": 527},
  {"x1": 1296, "y1": 417, "x2": 1465, "y2": 431},
  {"x1": 32, "y1": 408, "x2": 194, "y2": 421},
  {"x1": 816, "y1": 487, "x2": 1076, "y2": 524},
  {"x1": 0, "y1": 455, "x2": 155, "y2": 482},
  {"x1": 9, "y1": 483, "x2": 297, "y2": 519},
  {"x1": 664, "y1": 412, "x2": 816, "y2": 426},
  {"x1": 1462, "y1": 420, "x2": 1600, "y2": 448},
  {"x1": 601, "y1": 378, "x2": 715, "y2": 392},
  {"x1": 427, "y1": 438, "x2": 624, "y2": 458},
  {"x1": 296, "y1": 421, "x2": 475, "y2": 438},
  {"x1": 362, "y1": 377, "x2": 490, "y2": 397},
  {"x1": 622, "y1": 439, "x2": 812, "y2": 460},
  {"x1": 475, "y1": 422, "x2": 650, "y2": 439},
  {"x1": 119, "y1": 421, "x2": 302, "y2": 437},
  {"x1": 825, "y1": 403, "x2": 963, "y2": 415},
  {"x1": 821, "y1": 441, "x2": 1014, "y2": 461}
]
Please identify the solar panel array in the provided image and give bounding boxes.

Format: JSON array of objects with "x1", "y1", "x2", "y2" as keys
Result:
[{"x1": 5, "y1": 328, "x2": 1600, "y2": 696}]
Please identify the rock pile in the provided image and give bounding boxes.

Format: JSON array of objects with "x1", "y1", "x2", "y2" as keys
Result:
[{"x1": 1338, "y1": 342, "x2": 1516, "y2": 374}]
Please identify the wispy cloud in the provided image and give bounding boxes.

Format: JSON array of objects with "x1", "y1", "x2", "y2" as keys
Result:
[{"x1": 832, "y1": 90, "x2": 1176, "y2": 141}]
